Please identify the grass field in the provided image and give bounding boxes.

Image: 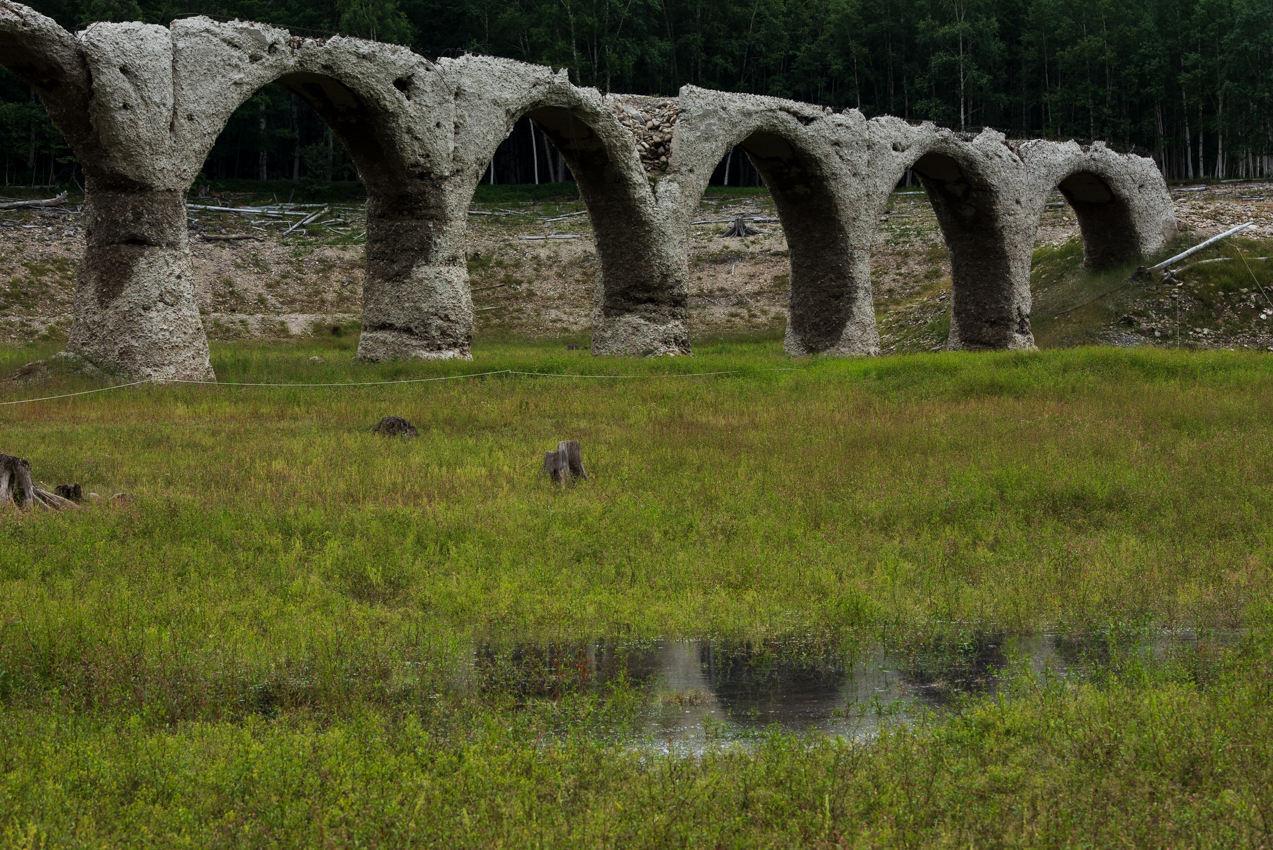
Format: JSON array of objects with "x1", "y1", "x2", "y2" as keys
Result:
[{"x1": 2, "y1": 337, "x2": 1273, "y2": 846}]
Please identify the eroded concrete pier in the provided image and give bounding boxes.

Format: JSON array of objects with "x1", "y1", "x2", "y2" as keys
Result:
[{"x1": 0, "y1": 0, "x2": 1177, "y2": 379}]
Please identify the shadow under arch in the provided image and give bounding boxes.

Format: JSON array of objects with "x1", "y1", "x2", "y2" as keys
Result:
[
  {"x1": 1053, "y1": 169, "x2": 1142, "y2": 271},
  {"x1": 905, "y1": 146, "x2": 1034, "y2": 351},
  {"x1": 460, "y1": 80, "x2": 689, "y2": 355},
  {"x1": 170, "y1": 20, "x2": 476, "y2": 361},
  {"x1": 736, "y1": 129, "x2": 875, "y2": 355},
  {"x1": 665, "y1": 98, "x2": 877, "y2": 357}
]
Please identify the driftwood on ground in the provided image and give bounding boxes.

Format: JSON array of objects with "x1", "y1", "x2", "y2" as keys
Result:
[
  {"x1": 0, "y1": 192, "x2": 69, "y2": 210},
  {"x1": 1145, "y1": 221, "x2": 1252, "y2": 273},
  {"x1": 543, "y1": 440, "x2": 589, "y2": 487},
  {"x1": 0, "y1": 453, "x2": 79, "y2": 510}
]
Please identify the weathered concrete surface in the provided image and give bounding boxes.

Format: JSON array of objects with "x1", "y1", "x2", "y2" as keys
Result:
[
  {"x1": 0, "y1": 8, "x2": 215, "y2": 380},
  {"x1": 1019, "y1": 139, "x2": 1179, "y2": 269},
  {"x1": 0, "y1": 0, "x2": 1179, "y2": 377},
  {"x1": 659, "y1": 87, "x2": 879, "y2": 357},
  {"x1": 439, "y1": 61, "x2": 689, "y2": 356},
  {"x1": 860, "y1": 120, "x2": 1040, "y2": 350},
  {"x1": 172, "y1": 18, "x2": 470, "y2": 362}
]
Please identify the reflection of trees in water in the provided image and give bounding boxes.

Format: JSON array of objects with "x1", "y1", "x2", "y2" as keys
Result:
[
  {"x1": 699, "y1": 640, "x2": 849, "y2": 724},
  {"x1": 899, "y1": 633, "x2": 1007, "y2": 708},
  {"x1": 475, "y1": 641, "x2": 661, "y2": 700},
  {"x1": 1051, "y1": 628, "x2": 1139, "y2": 668}
]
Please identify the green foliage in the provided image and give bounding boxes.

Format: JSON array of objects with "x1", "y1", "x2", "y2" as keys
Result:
[
  {"x1": 2, "y1": 340, "x2": 1273, "y2": 841},
  {"x1": 3, "y1": 0, "x2": 1273, "y2": 184},
  {"x1": 336, "y1": 0, "x2": 413, "y2": 44}
]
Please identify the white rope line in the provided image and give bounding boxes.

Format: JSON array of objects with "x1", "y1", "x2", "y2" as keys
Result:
[
  {"x1": 0, "y1": 379, "x2": 151, "y2": 406},
  {"x1": 0, "y1": 366, "x2": 767, "y2": 406},
  {"x1": 169, "y1": 369, "x2": 514, "y2": 388},
  {"x1": 506, "y1": 369, "x2": 743, "y2": 379}
]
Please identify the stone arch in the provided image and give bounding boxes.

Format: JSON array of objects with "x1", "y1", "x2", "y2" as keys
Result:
[
  {"x1": 1020, "y1": 140, "x2": 1178, "y2": 271},
  {"x1": 665, "y1": 87, "x2": 877, "y2": 356},
  {"x1": 0, "y1": 1, "x2": 92, "y2": 154},
  {"x1": 0, "y1": 8, "x2": 217, "y2": 380},
  {"x1": 866, "y1": 118, "x2": 1036, "y2": 351},
  {"x1": 446, "y1": 58, "x2": 689, "y2": 355},
  {"x1": 172, "y1": 18, "x2": 469, "y2": 361}
]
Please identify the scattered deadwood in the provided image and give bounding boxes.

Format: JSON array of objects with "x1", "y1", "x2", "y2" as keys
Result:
[
  {"x1": 542, "y1": 440, "x2": 589, "y2": 487},
  {"x1": 1136, "y1": 222, "x2": 1254, "y2": 278},
  {"x1": 721, "y1": 217, "x2": 761, "y2": 237},
  {"x1": 0, "y1": 192, "x2": 68, "y2": 210},
  {"x1": 282, "y1": 206, "x2": 330, "y2": 236},
  {"x1": 373, "y1": 416, "x2": 418, "y2": 437},
  {"x1": 0, "y1": 453, "x2": 79, "y2": 510},
  {"x1": 201, "y1": 233, "x2": 261, "y2": 241}
]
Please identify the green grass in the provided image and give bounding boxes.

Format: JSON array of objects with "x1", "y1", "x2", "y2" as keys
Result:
[{"x1": 3, "y1": 338, "x2": 1273, "y2": 845}]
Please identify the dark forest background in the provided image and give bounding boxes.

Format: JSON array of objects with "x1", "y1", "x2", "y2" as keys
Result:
[{"x1": 2, "y1": 0, "x2": 1271, "y2": 188}]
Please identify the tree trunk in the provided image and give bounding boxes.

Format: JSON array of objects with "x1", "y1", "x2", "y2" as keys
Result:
[
  {"x1": 291, "y1": 95, "x2": 301, "y2": 180},
  {"x1": 325, "y1": 126, "x2": 334, "y2": 181},
  {"x1": 542, "y1": 440, "x2": 588, "y2": 487},
  {"x1": 531, "y1": 121, "x2": 539, "y2": 184},
  {"x1": 0, "y1": 453, "x2": 78, "y2": 510},
  {"x1": 258, "y1": 100, "x2": 268, "y2": 182},
  {"x1": 1182, "y1": 89, "x2": 1193, "y2": 178}
]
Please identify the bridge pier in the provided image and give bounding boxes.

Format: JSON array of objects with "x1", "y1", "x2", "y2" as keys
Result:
[{"x1": 0, "y1": 0, "x2": 1179, "y2": 378}]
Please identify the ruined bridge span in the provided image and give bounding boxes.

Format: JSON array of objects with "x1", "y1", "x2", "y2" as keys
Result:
[{"x1": 0, "y1": 0, "x2": 1177, "y2": 381}]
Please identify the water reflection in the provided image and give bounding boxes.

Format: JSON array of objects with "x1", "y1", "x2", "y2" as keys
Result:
[
  {"x1": 475, "y1": 640, "x2": 662, "y2": 700},
  {"x1": 473, "y1": 629, "x2": 1238, "y2": 750}
]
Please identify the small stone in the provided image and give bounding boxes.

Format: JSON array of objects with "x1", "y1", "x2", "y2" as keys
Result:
[{"x1": 309, "y1": 356, "x2": 323, "y2": 363}]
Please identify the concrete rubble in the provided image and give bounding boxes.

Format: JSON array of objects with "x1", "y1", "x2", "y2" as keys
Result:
[{"x1": 0, "y1": 0, "x2": 1178, "y2": 380}]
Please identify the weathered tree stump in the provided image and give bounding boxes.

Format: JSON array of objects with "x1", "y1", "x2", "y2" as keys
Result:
[
  {"x1": 721, "y1": 217, "x2": 761, "y2": 238},
  {"x1": 0, "y1": 454, "x2": 79, "y2": 510},
  {"x1": 542, "y1": 440, "x2": 589, "y2": 487},
  {"x1": 372, "y1": 416, "x2": 419, "y2": 437},
  {"x1": 54, "y1": 483, "x2": 83, "y2": 503}
]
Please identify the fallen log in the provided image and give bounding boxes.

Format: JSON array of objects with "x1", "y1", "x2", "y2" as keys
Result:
[
  {"x1": 1147, "y1": 222, "x2": 1253, "y2": 272},
  {"x1": 283, "y1": 206, "x2": 329, "y2": 236},
  {"x1": 0, "y1": 192, "x2": 68, "y2": 210},
  {"x1": 0, "y1": 453, "x2": 79, "y2": 510}
]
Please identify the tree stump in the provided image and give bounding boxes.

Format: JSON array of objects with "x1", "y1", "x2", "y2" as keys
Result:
[
  {"x1": 721, "y1": 217, "x2": 761, "y2": 238},
  {"x1": 0, "y1": 454, "x2": 79, "y2": 510},
  {"x1": 54, "y1": 483, "x2": 83, "y2": 503},
  {"x1": 542, "y1": 440, "x2": 589, "y2": 487},
  {"x1": 373, "y1": 416, "x2": 419, "y2": 437}
]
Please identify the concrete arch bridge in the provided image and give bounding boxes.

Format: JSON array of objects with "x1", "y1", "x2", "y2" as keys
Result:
[{"x1": 0, "y1": 1, "x2": 1177, "y2": 380}]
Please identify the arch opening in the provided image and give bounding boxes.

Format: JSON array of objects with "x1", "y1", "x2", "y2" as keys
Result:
[
  {"x1": 1056, "y1": 170, "x2": 1140, "y2": 271},
  {"x1": 471, "y1": 100, "x2": 687, "y2": 356},
  {"x1": 187, "y1": 77, "x2": 376, "y2": 330},
  {"x1": 908, "y1": 149, "x2": 1031, "y2": 350},
  {"x1": 733, "y1": 129, "x2": 869, "y2": 355}
]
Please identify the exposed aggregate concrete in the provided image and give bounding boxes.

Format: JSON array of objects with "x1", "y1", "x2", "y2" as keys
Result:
[{"x1": 0, "y1": 0, "x2": 1177, "y2": 379}]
